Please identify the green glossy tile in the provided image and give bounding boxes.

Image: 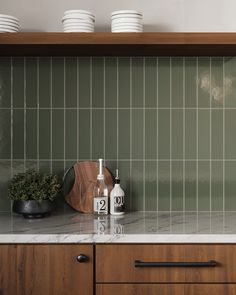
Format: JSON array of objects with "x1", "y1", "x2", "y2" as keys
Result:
[
  {"x1": 158, "y1": 58, "x2": 170, "y2": 108},
  {"x1": 198, "y1": 161, "x2": 210, "y2": 211},
  {"x1": 105, "y1": 58, "x2": 117, "y2": 108},
  {"x1": 39, "y1": 161, "x2": 50, "y2": 173},
  {"x1": 13, "y1": 57, "x2": 24, "y2": 108},
  {"x1": 52, "y1": 161, "x2": 65, "y2": 210},
  {"x1": 65, "y1": 57, "x2": 77, "y2": 108},
  {"x1": 211, "y1": 110, "x2": 223, "y2": 159},
  {"x1": 52, "y1": 57, "x2": 64, "y2": 108},
  {"x1": 78, "y1": 58, "x2": 90, "y2": 108},
  {"x1": 171, "y1": 161, "x2": 183, "y2": 211},
  {"x1": 92, "y1": 109, "x2": 104, "y2": 159},
  {"x1": 225, "y1": 110, "x2": 236, "y2": 159},
  {"x1": 26, "y1": 110, "x2": 37, "y2": 159},
  {"x1": 105, "y1": 110, "x2": 117, "y2": 160},
  {"x1": 145, "y1": 58, "x2": 157, "y2": 108},
  {"x1": 132, "y1": 161, "x2": 144, "y2": 211},
  {"x1": 158, "y1": 110, "x2": 170, "y2": 159},
  {"x1": 25, "y1": 58, "x2": 37, "y2": 108},
  {"x1": 158, "y1": 160, "x2": 170, "y2": 211},
  {"x1": 52, "y1": 110, "x2": 64, "y2": 159},
  {"x1": 13, "y1": 109, "x2": 24, "y2": 159},
  {"x1": 0, "y1": 58, "x2": 11, "y2": 108},
  {"x1": 185, "y1": 161, "x2": 197, "y2": 211},
  {"x1": 132, "y1": 57, "x2": 143, "y2": 108},
  {"x1": 185, "y1": 57, "x2": 197, "y2": 108},
  {"x1": 119, "y1": 57, "x2": 130, "y2": 108},
  {"x1": 0, "y1": 161, "x2": 11, "y2": 212},
  {"x1": 39, "y1": 57, "x2": 51, "y2": 108},
  {"x1": 211, "y1": 57, "x2": 223, "y2": 108},
  {"x1": 92, "y1": 57, "x2": 104, "y2": 108},
  {"x1": 225, "y1": 57, "x2": 236, "y2": 108},
  {"x1": 39, "y1": 110, "x2": 50, "y2": 159},
  {"x1": 185, "y1": 110, "x2": 196, "y2": 159},
  {"x1": 117, "y1": 160, "x2": 131, "y2": 212},
  {"x1": 0, "y1": 110, "x2": 10, "y2": 159},
  {"x1": 211, "y1": 161, "x2": 223, "y2": 211},
  {"x1": 145, "y1": 161, "x2": 157, "y2": 211},
  {"x1": 132, "y1": 109, "x2": 143, "y2": 159},
  {"x1": 172, "y1": 110, "x2": 183, "y2": 159},
  {"x1": 145, "y1": 109, "x2": 157, "y2": 159},
  {"x1": 26, "y1": 161, "x2": 37, "y2": 170},
  {"x1": 198, "y1": 57, "x2": 210, "y2": 108},
  {"x1": 198, "y1": 110, "x2": 210, "y2": 159},
  {"x1": 225, "y1": 161, "x2": 236, "y2": 211},
  {"x1": 172, "y1": 58, "x2": 183, "y2": 108},
  {"x1": 119, "y1": 109, "x2": 130, "y2": 159},
  {"x1": 78, "y1": 109, "x2": 90, "y2": 160},
  {"x1": 65, "y1": 110, "x2": 77, "y2": 159}
]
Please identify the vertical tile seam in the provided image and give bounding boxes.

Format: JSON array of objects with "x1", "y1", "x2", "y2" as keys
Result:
[
  {"x1": 63, "y1": 58, "x2": 66, "y2": 172},
  {"x1": 156, "y1": 57, "x2": 159, "y2": 212},
  {"x1": 129, "y1": 57, "x2": 132, "y2": 210},
  {"x1": 103, "y1": 57, "x2": 106, "y2": 162},
  {"x1": 23, "y1": 57, "x2": 26, "y2": 172},
  {"x1": 183, "y1": 58, "x2": 186, "y2": 212},
  {"x1": 77, "y1": 57, "x2": 79, "y2": 162},
  {"x1": 223, "y1": 57, "x2": 225, "y2": 214},
  {"x1": 116, "y1": 57, "x2": 119, "y2": 168},
  {"x1": 209, "y1": 57, "x2": 212, "y2": 212},
  {"x1": 90, "y1": 57, "x2": 92, "y2": 160},
  {"x1": 10, "y1": 57, "x2": 13, "y2": 178},
  {"x1": 37, "y1": 58, "x2": 39, "y2": 172},
  {"x1": 196, "y1": 57, "x2": 199, "y2": 213},
  {"x1": 170, "y1": 57, "x2": 172, "y2": 212},
  {"x1": 50, "y1": 57, "x2": 52, "y2": 173},
  {"x1": 143, "y1": 58, "x2": 146, "y2": 211}
]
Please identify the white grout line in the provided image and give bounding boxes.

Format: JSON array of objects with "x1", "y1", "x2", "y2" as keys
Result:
[
  {"x1": 103, "y1": 57, "x2": 106, "y2": 162},
  {"x1": 37, "y1": 58, "x2": 39, "y2": 172},
  {"x1": 50, "y1": 57, "x2": 52, "y2": 173},
  {"x1": 223, "y1": 57, "x2": 225, "y2": 213},
  {"x1": 90, "y1": 57, "x2": 92, "y2": 161},
  {"x1": 130, "y1": 57, "x2": 133, "y2": 210},
  {"x1": 63, "y1": 58, "x2": 66, "y2": 172},
  {"x1": 10, "y1": 57, "x2": 13, "y2": 178},
  {"x1": 210, "y1": 58, "x2": 212, "y2": 212},
  {"x1": 23, "y1": 57, "x2": 26, "y2": 172},
  {"x1": 77, "y1": 57, "x2": 79, "y2": 162},
  {"x1": 170, "y1": 57, "x2": 172, "y2": 212},
  {"x1": 143, "y1": 57, "x2": 146, "y2": 211},
  {"x1": 116, "y1": 57, "x2": 119, "y2": 168},
  {"x1": 156, "y1": 57, "x2": 159, "y2": 211},
  {"x1": 183, "y1": 58, "x2": 186, "y2": 212},
  {"x1": 196, "y1": 57, "x2": 199, "y2": 212}
]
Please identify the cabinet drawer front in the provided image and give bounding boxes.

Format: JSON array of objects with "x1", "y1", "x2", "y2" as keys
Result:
[
  {"x1": 97, "y1": 284, "x2": 236, "y2": 295},
  {"x1": 96, "y1": 244, "x2": 236, "y2": 283}
]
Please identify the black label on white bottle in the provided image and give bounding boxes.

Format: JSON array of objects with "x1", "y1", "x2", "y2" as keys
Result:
[{"x1": 113, "y1": 196, "x2": 125, "y2": 213}]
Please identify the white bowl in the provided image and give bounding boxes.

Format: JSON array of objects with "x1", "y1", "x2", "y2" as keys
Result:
[
  {"x1": 64, "y1": 10, "x2": 95, "y2": 17},
  {"x1": 0, "y1": 14, "x2": 19, "y2": 22},
  {"x1": 111, "y1": 10, "x2": 142, "y2": 16}
]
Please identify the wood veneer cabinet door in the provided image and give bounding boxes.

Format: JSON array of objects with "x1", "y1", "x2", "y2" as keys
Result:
[{"x1": 17, "y1": 245, "x2": 93, "y2": 295}]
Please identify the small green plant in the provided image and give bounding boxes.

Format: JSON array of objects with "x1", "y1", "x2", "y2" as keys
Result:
[{"x1": 8, "y1": 169, "x2": 61, "y2": 202}]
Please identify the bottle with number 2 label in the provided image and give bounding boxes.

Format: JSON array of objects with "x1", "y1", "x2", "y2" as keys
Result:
[{"x1": 93, "y1": 159, "x2": 108, "y2": 215}]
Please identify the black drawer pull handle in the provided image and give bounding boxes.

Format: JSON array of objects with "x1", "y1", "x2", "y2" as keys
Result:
[
  {"x1": 134, "y1": 260, "x2": 217, "y2": 267},
  {"x1": 76, "y1": 254, "x2": 88, "y2": 263}
]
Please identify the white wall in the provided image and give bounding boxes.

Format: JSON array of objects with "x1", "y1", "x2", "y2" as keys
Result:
[{"x1": 1, "y1": 0, "x2": 236, "y2": 32}]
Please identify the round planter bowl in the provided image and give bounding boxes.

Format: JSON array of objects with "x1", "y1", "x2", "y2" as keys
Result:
[{"x1": 13, "y1": 200, "x2": 54, "y2": 219}]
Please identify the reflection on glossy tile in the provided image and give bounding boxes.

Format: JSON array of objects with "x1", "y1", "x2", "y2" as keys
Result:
[
  {"x1": 211, "y1": 57, "x2": 223, "y2": 108},
  {"x1": 225, "y1": 57, "x2": 236, "y2": 108},
  {"x1": 185, "y1": 58, "x2": 197, "y2": 108},
  {"x1": 198, "y1": 57, "x2": 210, "y2": 108}
]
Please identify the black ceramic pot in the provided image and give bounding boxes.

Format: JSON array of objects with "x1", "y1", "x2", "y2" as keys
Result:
[{"x1": 13, "y1": 200, "x2": 54, "y2": 219}]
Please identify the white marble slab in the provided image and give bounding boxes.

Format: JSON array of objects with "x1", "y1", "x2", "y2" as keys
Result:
[{"x1": 1, "y1": 211, "x2": 236, "y2": 243}]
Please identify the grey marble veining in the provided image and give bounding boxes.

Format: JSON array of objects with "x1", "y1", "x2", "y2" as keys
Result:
[{"x1": 1, "y1": 211, "x2": 236, "y2": 243}]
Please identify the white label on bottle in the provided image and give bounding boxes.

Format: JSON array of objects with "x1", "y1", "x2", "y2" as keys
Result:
[{"x1": 94, "y1": 196, "x2": 108, "y2": 214}]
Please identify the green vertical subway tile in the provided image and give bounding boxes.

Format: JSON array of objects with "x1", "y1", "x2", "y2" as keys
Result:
[
  {"x1": 211, "y1": 161, "x2": 223, "y2": 211},
  {"x1": 65, "y1": 57, "x2": 77, "y2": 108},
  {"x1": 52, "y1": 161, "x2": 65, "y2": 210},
  {"x1": 198, "y1": 161, "x2": 210, "y2": 211},
  {"x1": 211, "y1": 57, "x2": 223, "y2": 108},
  {"x1": 105, "y1": 110, "x2": 117, "y2": 160},
  {"x1": 52, "y1": 57, "x2": 64, "y2": 108},
  {"x1": 185, "y1": 57, "x2": 197, "y2": 108},
  {"x1": 78, "y1": 58, "x2": 91, "y2": 108},
  {"x1": 13, "y1": 160, "x2": 24, "y2": 175},
  {"x1": 26, "y1": 110, "x2": 37, "y2": 159},
  {"x1": 225, "y1": 110, "x2": 236, "y2": 159},
  {"x1": 225, "y1": 57, "x2": 236, "y2": 108},
  {"x1": 0, "y1": 58, "x2": 11, "y2": 108},
  {"x1": 171, "y1": 161, "x2": 183, "y2": 211},
  {"x1": 172, "y1": 110, "x2": 183, "y2": 159},
  {"x1": 185, "y1": 161, "x2": 197, "y2": 211},
  {"x1": 185, "y1": 110, "x2": 196, "y2": 159},
  {"x1": 198, "y1": 110, "x2": 210, "y2": 159},
  {"x1": 13, "y1": 109, "x2": 24, "y2": 159},
  {"x1": 145, "y1": 109, "x2": 157, "y2": 159},
  {"x1": 171, "y1": 58, "x2": 183, "y2": 108},
  {"x1": 211, "y1": 110, "x2": 223, "y2": 159},
  {"x1": 117, "y1": 161, "x2": 131, "y2": 212},
  {"x1": 158, "y1": 58, "x2": 170, "y2": 108},
  {"x1": 198, "y1": 57, "x2": 210, "y2": 108},
  {"x1": 92, "y1": 109, "x2": 104, "y2": 159},
  {"x1": 225, "y1": 161, "x2": 236, "y2": 211},
  {"x1": 25, "y1": 58, "x2": 37, "y2": 108},
  {"x1": 13, "y1": 57, "x2": 24, "y2": 108},
  {"x1": 131, "y1": 161, "x2": 144, "y2": 211},
  {"x1": 65, "y1": 110, "x2": 77, "y2": 159},
  {"x1": 0, "y1": 161, "x2": 11, "y2": 212},
  {"x1": 52, "y1": 110, "x2": 64, "y2": 159},
  {"x1": 145, "y1": 58, "x2": 157, "y2": 108},
  {"x1": 26, "y1": 161, "x2": 37, "y2": 170},
  {"x1": 105, "y1": 57, "x2": 117, "y2": 108},
  {"x1": 39, "y1": 110, "x2": 50, "y2": 159},
  {"x1": 158, "y1": 160, "x2": 170, "y2": 211},
  {"x1": 119, "y1": 57, "x2": 130, "y2": 108},
  {"x1": 132, "y1": 109, "x2": 143, "y2": 159},
  {"x1": 132, "y1": 57, "x2": 144, "y2": 108},
  {"x1": 78, "y1": 109, "x2": 90, "y2": 159},
  {"x1": 39, "y1": 57, "x2": 51, "y2": 108},
  {"x1": 0, "y1": 109, "x2": 10, "y2": 159},
  {"x1": 119, "y1": 109, "x2": 130, "y2": 159},
  {"x1": 39, "y1": 161, "x2": 50, "y2": 173},
  {"x1": 92, "y1": 57, "x2": 104, "y2": 108},
  {"x1": 145, "y1": 161, "x2": 157, "y2": 211},
  {"x1": 158, "y1": 109, "x2": 170, "y2": 159}
]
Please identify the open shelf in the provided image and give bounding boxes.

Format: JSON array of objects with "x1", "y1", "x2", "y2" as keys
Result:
[{"x1": 0, "y1": 32, "x2": 236, "y2": 56}]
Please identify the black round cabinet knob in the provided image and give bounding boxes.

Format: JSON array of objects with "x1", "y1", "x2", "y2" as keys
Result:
[{"x1": 76, "y1": 254, "x2": 88, "y2": 263}]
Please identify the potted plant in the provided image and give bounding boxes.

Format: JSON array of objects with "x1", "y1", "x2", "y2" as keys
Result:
[{"x1": 8, "y1": 169, "x2": 61, "y2": 218}]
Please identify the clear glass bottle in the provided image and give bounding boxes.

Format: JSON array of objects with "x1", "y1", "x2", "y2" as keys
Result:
[{"x1": 93, "y1": 159, "x2": 108, "y2": 215}]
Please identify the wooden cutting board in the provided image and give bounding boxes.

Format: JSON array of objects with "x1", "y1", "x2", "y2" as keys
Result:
[{"x1": 64, "y1": 161, "x2": 114, "y2": 213}]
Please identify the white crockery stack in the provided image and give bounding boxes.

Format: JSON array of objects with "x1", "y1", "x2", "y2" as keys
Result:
[
  {"x1": 62, "y1": 10, "x2": 95, "y2": 32},
  {"x1": 111, "y1": 10, "x2": 143, "y2": 32},
  {"x1": 0, "y1": 14, "x2": 20, "y2": 33}
]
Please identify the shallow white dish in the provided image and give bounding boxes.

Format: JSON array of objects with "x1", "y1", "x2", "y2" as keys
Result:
[
  {"x1": 62, "y1": 15, "x2": 95, "y2": 22},
  {"x1": 64, "y1": 29, "x2": 94, "y2": 32},
  {"x1": 112, "y1": 23, "x2": 143, "y2": 28},
  {"x1": 62, "y1": 19, "x2": 94, "y2": 25},
  {"x1": 111, "y1": 10, "x2": 142, "y2": 16},
  {"x1": 112, "y1": 29, "x2": 143, "y2": 33},
  {"x1": 64, "y1": 10, "x2": 95, "y2": 17},
  {"x1": 0, "y1": 14, "x2": 19, "y2": 21},
  {"x1": 111, "y1": 18, "x2": 142, "y2": 25},
  {"x1": 0, "y1": 21, "x2": 19, "y2": 28},
  {"x1": 63, "y1": 25, "x2": 94, "y2": 30},
  {"x1": 0, "y1": 25, "x2": 18, "y2": 30},
  {"x1": 0, "y1": 29, "x2": 18, "y2": 33}
]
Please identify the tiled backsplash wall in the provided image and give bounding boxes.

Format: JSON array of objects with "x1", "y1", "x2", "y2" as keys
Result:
[{"x1": 0, "y1": 56, "x2": 236, "y2": 212}]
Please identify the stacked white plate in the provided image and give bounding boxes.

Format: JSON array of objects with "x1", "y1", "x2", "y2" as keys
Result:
[
  {"x1": 111, "y1": 10, "x2": 143, "y2": 32},
  {"x1": 0, "y1": 14, "x2": 20, "y2": 33},
  {"x1": 62, "y1": 10, "x2": 95, "y2": 32}
]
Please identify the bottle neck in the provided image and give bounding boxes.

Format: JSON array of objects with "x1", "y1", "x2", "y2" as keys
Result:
[{"x1": 114, "y1": 183, "x2": 120, "y2": 188}]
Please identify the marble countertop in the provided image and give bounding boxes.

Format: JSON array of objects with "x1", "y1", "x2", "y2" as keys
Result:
[{"x1": 1, "y1": 211, "x2": 236, "y2": 243}]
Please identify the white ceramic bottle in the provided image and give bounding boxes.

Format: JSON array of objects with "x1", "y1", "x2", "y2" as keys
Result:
[{"x1": 110, "y1": 169, "x2": 125, "y2": 215}]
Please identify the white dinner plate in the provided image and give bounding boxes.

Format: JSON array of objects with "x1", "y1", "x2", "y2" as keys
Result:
[
  {"x1": 0, "y1": 29, "x2": 18, "y2": 33},
  {"x1": 0, "y1": 14, "x2": 19, "y2": 22},
  {"x1": 0, "y1": 25, "x2": 18, "y2": 31},
  {"x1": 62, "y1": 15, "x2": 95, "y2": 22},
  {"x1": 111, "y1": 10, "x2": 142, "y2": 16},
  {"x1": 64, "y1": 29, "x2": 94, "y2": 32},
  {"x1": 112, "y1": 23, "x2": 143, "y2": 28},
  {"x1": 64, "y1": 10, "x2": 95, "y2": 17},
  {"x1": 0, "y1": 21, "x2": 19, "y2": 28},
  {"x1": 62, "y1": 19, "x2": 94, "y2": 25},
  {"x1": 63, "y1": 26, "x2": 94, "y2": 30},
  {"x1": 111, "y1": 18, "x2": 142, "y2": 25},
  {"x1": 112, "y1": 29, "x2": 143, "y2": 33}
]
